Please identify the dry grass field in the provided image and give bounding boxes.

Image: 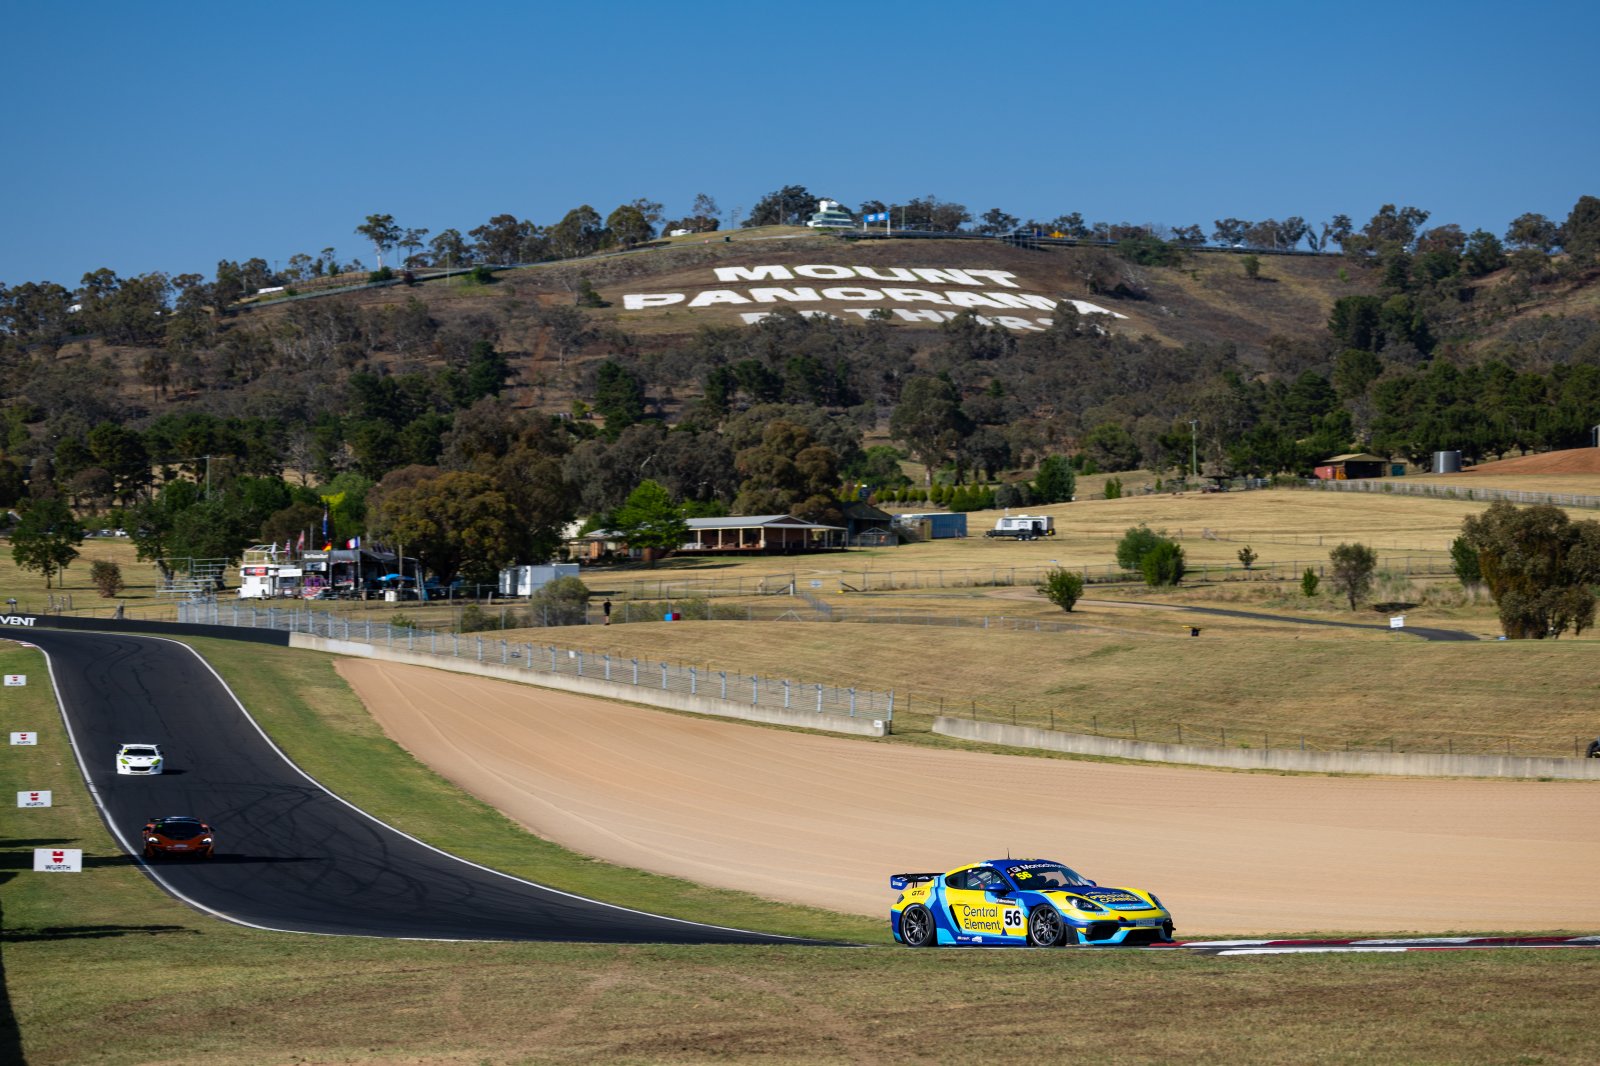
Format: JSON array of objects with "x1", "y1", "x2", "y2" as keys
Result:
[{"x1": 6, "y1": 484, "x2": 1596, "y2": 756}]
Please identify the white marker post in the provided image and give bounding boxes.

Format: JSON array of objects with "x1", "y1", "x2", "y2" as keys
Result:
[
  {"x1": 11, "y1": 731, "x2": 38, "y2": 745},
  {"x1": 18, "y1": 790, "x2": 52, "y2": 807},
  {"x1": 34, "y1": 849, "x2": 82, "y2": 872}
]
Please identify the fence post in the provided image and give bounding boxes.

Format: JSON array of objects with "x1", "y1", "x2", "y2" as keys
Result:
[
  {"x1": 577, "y1": 651, "x2": 583, "y2": 676},
  {"x1": 661, "y1": 662, "x2": 668, "y2": 689},
  {"x1": 502, "y1": 640, "x2": 508, "y2": 665},
  {"x1": 632, "y1": 658, "x2": 639, "y2": 685},
  {"x1": 816, "y1": 684, "x2": 823, "y2": 712},
  {"x1": 849, "y1": 688, "x2": 857, "y2": 716},
  {"x1": 604, "y1": 654, "x2": 611, "y2": 681},
  {"x1": 476, "y1": 637, "x2": 484, "y2": 662},
  {"x1": 784, "y1": 679, "x2": 791, "y2": 708},
  {"x1": 751, "y1": 676, "x2": 759, "y2": 705},
  {"x1": 720, "y1": 671, "x2": 727, "y2": 699}
]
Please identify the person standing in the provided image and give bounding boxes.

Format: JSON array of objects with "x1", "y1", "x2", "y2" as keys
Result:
[{"x1": 603, "y1": 598, "x2": 613, "y2": 625}]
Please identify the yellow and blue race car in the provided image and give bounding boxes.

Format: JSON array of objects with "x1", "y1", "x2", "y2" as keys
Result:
[{"x1": 890, "y1": 858, "x2": 1174, "y2": 947}]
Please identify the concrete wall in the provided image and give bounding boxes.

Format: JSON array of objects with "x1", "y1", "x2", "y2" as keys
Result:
[
  {"x1": 934, "y1": 717, "x2": 1600, "y2": 781},
  {"x1": 291, "y1": 633, "x2": 889, "y2": 737}
]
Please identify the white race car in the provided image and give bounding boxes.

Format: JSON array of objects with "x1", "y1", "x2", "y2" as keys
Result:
[{"x1": 116, "y1": 743, "x2": 164, "y2": 775}]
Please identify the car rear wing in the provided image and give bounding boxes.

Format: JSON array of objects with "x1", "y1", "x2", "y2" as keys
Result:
[{"x1": 889, "y1": 872, "x2": 942, "y2": 891}]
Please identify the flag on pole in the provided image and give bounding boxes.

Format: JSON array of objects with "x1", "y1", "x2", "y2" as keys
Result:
[
  {"x1": 297, "y1": 530, "x2": 306, "y2": 550},
  {"x1": 321, "y1": 507, "x2": 329, "y2": 539}
]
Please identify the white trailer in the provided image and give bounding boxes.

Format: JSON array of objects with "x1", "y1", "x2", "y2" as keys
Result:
[
  {"x1": 984, "y1": 514, "x2": 1056, "y2": 540},
  {"x1": 498, "y1": 563, "x2": 580, "y2": 597}
]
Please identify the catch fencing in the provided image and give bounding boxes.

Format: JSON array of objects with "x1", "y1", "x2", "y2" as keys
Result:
[{"x1": 177, "y1": 601, "x2": 894, "y2": 724}]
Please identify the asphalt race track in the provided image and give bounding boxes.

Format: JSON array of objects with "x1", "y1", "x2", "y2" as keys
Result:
[{"x1": 26, "y1": 629, "x2": 798, "y2": 945}]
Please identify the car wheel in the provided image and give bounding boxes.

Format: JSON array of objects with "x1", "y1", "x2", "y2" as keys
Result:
[
  {"x1": 900, "y1": 904, "x2": 936, "y2": 947},
  {"x1": 1028, "y1": 905, "x2": 1068, "y2": 947}
]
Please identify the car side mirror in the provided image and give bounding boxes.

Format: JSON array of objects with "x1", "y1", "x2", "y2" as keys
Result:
[{"x1": 988, "y1": 886, "x2": 1011, "y2": 897}]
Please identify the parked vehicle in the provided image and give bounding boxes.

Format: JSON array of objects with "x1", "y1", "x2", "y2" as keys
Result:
[{"x1": 984, "y1": 514, "x2": 1056, "y2": 540}]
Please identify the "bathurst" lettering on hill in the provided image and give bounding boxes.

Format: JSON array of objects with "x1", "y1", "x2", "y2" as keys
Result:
[{"x1": 622, "y1": 264, "x2": 1128, "y2": 332}]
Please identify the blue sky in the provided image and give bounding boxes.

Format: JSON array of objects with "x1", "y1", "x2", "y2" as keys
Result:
[{"x1": 4, "y1": 0, "x2": 1595, "y2": 287}]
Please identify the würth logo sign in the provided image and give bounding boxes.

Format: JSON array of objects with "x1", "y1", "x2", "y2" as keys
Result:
[{"x1": 33, "y1": 848, "x2": 82, "y2": 872}]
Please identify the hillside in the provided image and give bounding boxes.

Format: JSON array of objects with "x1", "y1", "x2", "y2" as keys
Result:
[{"x1": 27, "y1": 231, "x2": 1381, "y2": 425}]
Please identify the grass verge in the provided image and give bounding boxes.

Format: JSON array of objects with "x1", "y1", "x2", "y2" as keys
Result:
[{"x1": 5, "y1": 640, "x2": 1600, "y2": 1063}]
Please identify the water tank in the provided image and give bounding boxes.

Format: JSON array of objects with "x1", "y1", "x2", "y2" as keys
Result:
[{"x1": 1432, "y1": 450, "x2": 1462, "y2": 474}]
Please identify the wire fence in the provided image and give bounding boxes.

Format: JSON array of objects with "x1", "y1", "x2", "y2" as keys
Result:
[
  {"x1": 940, "y1": 701, "x2": 1596, "y2": 760},
  {"x1": 597, "y1": 555, "x2": 1456, "y2": 601},
  {"x1": 177, "y1": 601, "x2": 894, "y2": 723},
  {"x1": 1292, "y1": 478, "x2": 1600, "y2": 510}
]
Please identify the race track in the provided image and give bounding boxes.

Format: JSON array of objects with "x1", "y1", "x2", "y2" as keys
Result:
[
  {"x1": 339, "y1": 660, "x2": 1600, "y2": 936},
  {"x1": 26, "y1": 629, "x2": 797, "y2": 945}
]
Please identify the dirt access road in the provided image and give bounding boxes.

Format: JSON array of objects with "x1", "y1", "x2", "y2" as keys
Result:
[{"x1": 338, "y1": 660, "x2": 1600, "y2": 936}]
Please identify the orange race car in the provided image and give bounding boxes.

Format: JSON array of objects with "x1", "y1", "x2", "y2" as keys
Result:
[{"x1": 142, "y1": 815, "x2": 216, "y2": 860}]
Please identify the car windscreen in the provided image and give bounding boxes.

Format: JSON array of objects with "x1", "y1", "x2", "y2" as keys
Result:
[
  {"x1": 123, "y1": 747, "x2": 159, "y2": 757},
  {"x1": 156, "y1": 822, "x2": 205, "y2": 840},
  {"x1": 1003, "y1": 862, "x2": 1088, "y2": 889}
]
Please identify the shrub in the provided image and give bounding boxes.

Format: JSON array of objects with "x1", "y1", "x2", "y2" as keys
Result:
[
  {"x1": 457, "y1": 603, "x2": 502, "y2": 633},
  {"x1": 1237, "y1": 545, "x2": 1258, "y2": 570},
  {"x1": 575, "y1": 277, "x2": 609, "y2": 307},
  {"x1": 1328, "y1": 542, "x2": 1378, "y2": 610},
  {"x1": 1034, "y1": 455, "x2": 1076, "y2": 503},
  {"x1": 1103, "y1": 476, "x2": 1123, "y2": 500},
  {"x1": 1242, "y1": 255, "x2": 1261, "y2": 280},
  {"x1": 1140, "y1": 539, "x2": 1186, "y2": 586},
  {"x1": 1115, "y1": 235, "x2": 1182, "y2": 267},
  {"x1": 994, "y1": 482, "x2": 1031, "y2": 509},
  {"x1": 1301, "y1": 568, "x2": 1320, "y2": 597},
  {"x1": 90, "y1": 559, "x2": 123, "y2": 598},
  {"x1": 468, "y1": 264, "x2": 495, "y2": 285},
  {"x1": 527, "y1": 576, "x2": 591, "y2": 626},
  {"x1": 1449, "y1": 535, "x2": 1481, "y2": 585},
  {"x1": 367, "y1": 266, "x2": 395, "y2": 284},
  {"x1": 1037, "y1": 568, "x2": 1085, "y2": 612},
  {"x1": 1115, "y1": 524, "x2": 1166, "y2": 570}
]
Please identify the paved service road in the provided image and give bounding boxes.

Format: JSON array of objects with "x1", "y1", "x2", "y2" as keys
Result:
[{"x1": 28, "y1": 629, "x2": 795, "y2": 945}]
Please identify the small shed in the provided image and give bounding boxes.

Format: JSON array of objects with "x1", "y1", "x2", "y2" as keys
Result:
[
  {"x1": 895, "y1": 512, "x2": 968, "y2": 539},
  {"x1": 841, "y1": 500, "x2": 897, "y2": 544},
  {"x1": 1314, "y1": 453, "x2": 1389, "y2": 481}
]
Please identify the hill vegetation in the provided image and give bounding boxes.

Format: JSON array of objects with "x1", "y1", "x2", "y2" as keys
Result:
[{"x1": 1, "y1": 188, "x2": 1599, "y2": 591}]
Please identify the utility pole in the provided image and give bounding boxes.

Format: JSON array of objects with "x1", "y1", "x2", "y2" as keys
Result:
[
  {"x1": 1188, "y1": 420, "x2": 1199, "y2": 481},
  {"x1": 182, "y1": 455, "x2": 218, "y2": 497}
]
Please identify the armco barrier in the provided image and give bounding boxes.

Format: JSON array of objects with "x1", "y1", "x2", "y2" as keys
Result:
[
  {"x1": 934, "y1": 717, "x2": 1600, "y2": 780},
  {"x1": 292, "y1": 633, "x2": 889, "y2": 737}
]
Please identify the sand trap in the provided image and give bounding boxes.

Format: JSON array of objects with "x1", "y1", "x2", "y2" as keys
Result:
[{"x1": 338, "y1": 660, "x2": 1600, "y2": 935}]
